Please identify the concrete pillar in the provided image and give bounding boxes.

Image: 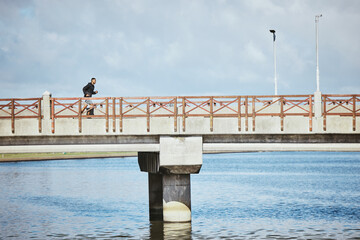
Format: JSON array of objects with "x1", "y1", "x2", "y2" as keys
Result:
[
  {"x1": 148, "y1": 173, "x2": 163, "y2": 221},
  {"x1": 138, "y1": 136, "x2": 202, "y2": 223},
  {"x1": 162, "y1": 174, "x2": 191, "y2": 222},
  {"x1": 314, "y1": 91, "x2": 322, "y2": 118},
  {"x1": 147, "y1": 172, "x2": 191, "y2": 222},
  {"x1": 42, "y1": 91, "x2": 52, "y2": 134}
]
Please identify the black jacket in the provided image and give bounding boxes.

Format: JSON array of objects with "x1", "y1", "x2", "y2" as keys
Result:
[{"x1": 82, "y1": 82, "x2": 97, "y2": 97}]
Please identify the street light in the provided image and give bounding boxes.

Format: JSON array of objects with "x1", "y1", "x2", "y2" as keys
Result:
[
  {"x1": 315, "y1": 14, "x2": 322, "y2": 92},
  {"x1": 269, "y1": 29, "x2": 277, "y2": 95}
]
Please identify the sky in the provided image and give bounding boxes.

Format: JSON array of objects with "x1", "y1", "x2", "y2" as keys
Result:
[{"x1": 0, "y1": 0, "x2": 359, "y2": 98}]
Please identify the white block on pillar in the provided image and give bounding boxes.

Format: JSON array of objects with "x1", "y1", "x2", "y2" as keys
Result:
[{"x1": 159, "y1": 136, "x2": 202, "y2": 174}]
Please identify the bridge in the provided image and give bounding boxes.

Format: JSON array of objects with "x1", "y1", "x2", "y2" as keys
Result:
[{"x1": 1, "y1": 91, "x2": 360, "y2": 222}]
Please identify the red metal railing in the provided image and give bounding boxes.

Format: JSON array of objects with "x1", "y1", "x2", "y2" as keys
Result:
[
  {"x1": 120, "y1": 97, "x2": 177, "y2": 132},
  {"x1": 50, "y1": 95, "x2": 315, "y2": 133},
  {"x1": 51, "y1": 97, "x2": 111, "y2": 133},
  {"x1": 0, "y1": 98, "x2": 42, "y2": 133},
  {"x1": 323, "y1": 94, "x2": 360, "y2": 131},
  {"x1": 1, "y1": 94, "x2": 359, "y2": 134},
  {"x1": 252, "y1": 95, "x2": 313, "y2": 131}
]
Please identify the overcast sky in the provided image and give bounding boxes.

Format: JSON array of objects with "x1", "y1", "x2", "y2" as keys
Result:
[{"x1": 0, "y1": 0, "x2": 359, "y2": 98}]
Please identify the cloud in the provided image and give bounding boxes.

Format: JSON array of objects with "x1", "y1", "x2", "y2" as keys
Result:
[
  {"x1": 245, "y1": 41, "x2": 266, "y2": 63},
  {"x1": 244, "y1": 0, "x2": 286, "y2": 15},
  {"x1": 0, "y1": 0, "x2": 359, "y2": 98}
]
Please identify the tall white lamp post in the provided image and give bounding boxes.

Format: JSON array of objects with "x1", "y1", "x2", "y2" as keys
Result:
[
  {"x1": 314, "y1": 14, "x2": 323, "y2": 118},
  {"x1": 270, "y1": 29, "x2": 277, "y2": 96},
  {"x1": 315, "y1": 14, "x2": 322, "y2": 92}
]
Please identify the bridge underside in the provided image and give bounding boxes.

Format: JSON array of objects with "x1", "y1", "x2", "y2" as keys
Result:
[
  {"x1": 0, "y1": 134, "x2": 359, "y2": 154},
  {"x1": 1, "y1": 133, "x2": 360, "y2": 145}
]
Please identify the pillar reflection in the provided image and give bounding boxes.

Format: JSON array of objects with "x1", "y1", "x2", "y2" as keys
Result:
[{"x1": 150, "y1": 221, "x2": 192, "y2": 240}]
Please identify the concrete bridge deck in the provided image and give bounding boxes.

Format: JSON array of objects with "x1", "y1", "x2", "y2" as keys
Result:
[
  {"x1": 1, "y1": 134, "x2": 360, "y2": 154},
  {"x1": 1, "y1": 92, "x2": 359, "y2": 153}
]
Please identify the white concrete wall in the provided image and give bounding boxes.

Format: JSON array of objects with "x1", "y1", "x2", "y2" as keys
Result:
[
  {"x1": 1, "y1": 114, "x2": 359, "y2": 136},
  {"x1": 159, "y1": 136, "x2": 202, "y2": 167}
]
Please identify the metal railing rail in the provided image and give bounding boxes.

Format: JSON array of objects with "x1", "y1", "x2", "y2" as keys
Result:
[
  {"x1": 50, "y1": 95, "x2": 316, "y2": 133},
  {"x1": 323, "y1": 94, "x2": 360, "y2": 131},
  {"x1": 119, "y1": 96, "x2": 177, "y2": 132},
  {"x1": 0, "y1": 98, "x2": 42, "y2": 133},
  {"x1": 1, "y1": 94, "x2": 358, "y2": 134},
  {"x1": 252, "y1": 95, "x2": 313, "y2": 131},
  {"x1": 51, "y1": 97, "x2": 111, "y2": 133}
]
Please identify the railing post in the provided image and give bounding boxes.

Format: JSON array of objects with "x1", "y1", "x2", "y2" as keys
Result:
[
  {"x1": 147, "y1": 97, "x2": 150, "y2": 132},
  {"x1": 245, "y1": 96, "x2": 248, "y2": 131},
  {"x1": 174, "y1": 97, "x2": 177, "y2": 132},
  {"x1": 78, "y1": 98, "x2": 82, "y2": 133},
  {"x1": 182, "y1": 97, "x2": 186, "y2": 132},
  {"x1": 105, "y1": 98, "x2": 109, "y2": 133},
  {"x1": 112, "y1": 97, "x2": 116, "y2": 132},
  {"x1": 353, "y1": 95, "x2": 356, "y2": 131},
  {"x1": 309, "y1": 95, "x2": 313, "y2": 132},
  {"x1": 314, "y1": 91, "x2": 322, "y2": 118},
  {"x1": 38, "y1": 98, "x2": 42, "y2": 133},
  {"x1": 51, "y1": 97, "x2": 55, "y2": 134},
  {"x1": 323, "y1": 95, "x2": 327, "y2": 131},
  {"x1": 280, "y1": 96, "x2": 284, "y2": 131},
  {"x1": 238, "y1": 96, "x2": 241, "y2": 132},
  {"x1": 210, "y1": 97, "x2": 214, "y2": 132},
  {"x1": 11, "y1": 99, "x2": 15, "y2": 134},
  {"x1": 42, "y1": 91, "x2": 52, "y2": 134},
  {"x1": 252, "y1": 97, "x2": 255, "y2": 131},
  {"x1": 119, "y1": 97, "x2": 123, "y2": 132}
]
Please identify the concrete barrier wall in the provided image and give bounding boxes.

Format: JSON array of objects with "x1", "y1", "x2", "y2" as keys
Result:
[{"x1": 1, "y1": 115, "x2": 359, "y2": 136}]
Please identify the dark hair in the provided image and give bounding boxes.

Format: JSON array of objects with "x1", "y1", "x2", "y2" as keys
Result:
[{"x1": 91, "y1": 78, "x2": 96, "y2": 81}]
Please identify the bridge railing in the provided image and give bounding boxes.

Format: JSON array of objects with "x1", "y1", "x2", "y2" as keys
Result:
[
  {"x1": 50, "y1": 95, "x2": 315, "y2": 133},
  {"x1": 0, "y1": 98, "x2": 42, "y2": 133},
  {"x1": 323, "y1": 94, "x2": 360, "y2": 131},
  {"x1": 252, "y1": 95, "x2": 313, "y2": 131},
  {"x1": 51, "y1": 97, "x2": 112, "y2": 133},
  {"x1": 120, "y1": 96, "x2": 178, "y2": 132},
  {"x1": 179, "y1": 95, "x2": 313, "y2": 132},
  {"x1": 2, "y1": 94, "x2": 358, "y2": 134}
]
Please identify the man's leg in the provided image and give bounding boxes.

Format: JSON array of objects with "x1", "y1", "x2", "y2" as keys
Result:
[
  {"x1": 87, "y1": 104, "x2": 95, "y2": 115},
  {"x1": 84, "y1": 99, "x2": 93, "y2": 115},
  {"x1": 89, "y1": 107, "x2": 94, "y2": 115},
  {"x1": 81, "y1": 104, "x2": 88, "y2": 114}
]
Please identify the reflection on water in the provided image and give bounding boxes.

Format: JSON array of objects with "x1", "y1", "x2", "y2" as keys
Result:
[
  {"x1": 150, "y1": 222, "x2": 191, "y2": 240},
  {"x1": 0, "y1": 152, "x2": 360, "y2": 239}
]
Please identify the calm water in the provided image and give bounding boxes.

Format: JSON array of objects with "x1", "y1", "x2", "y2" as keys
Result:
[{"x1": 1, "y1": 152, "x2": 360, "y2": 239}]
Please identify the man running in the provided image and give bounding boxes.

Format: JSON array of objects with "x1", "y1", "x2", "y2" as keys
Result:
[{"x1": 81, "y1": 77, "x2": 98, "y2": 115}]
